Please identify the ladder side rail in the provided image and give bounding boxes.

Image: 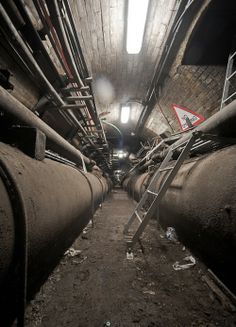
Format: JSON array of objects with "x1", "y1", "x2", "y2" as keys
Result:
[
  {"x1": 129, "y1": 134, "x2": 197, "y2": 247},
  {"x1": 124, "y1": 158, "x2": 168, "y2": 234},
  {"x1": 221, "y1": 54, "x2": 234, "y2": 110},
  {"x1": 222, "y1": 90, "x2": 236, "y2": 104},
  {"x1": 124, "y1": 135, "x2": 192, "y2": 234},
  {"x1": 140, "y1": 137, "x2": 189, "y2": 194},
  {"x1": 129, "y1": 142, "x2": 176, "y2": 217},
  {"x1": 145, "y1": 140, "x2": 166, "y2": 159},
  {"x1": 227, "y1": 69, "x2": 236, "y2": 81},
  {"x1": 123, "y1": 191, "x2": 150, "y2": 234},
  {"x1": 127, "y1": 143, "x2": 176, "y2": 225},
  {"x1": 125, "y1": 140, "x2": 166, "y2": 176},
  {"x1": 123, "y1": 213, "x2": 137, "y2": 234},
  {"x1": 152, "y1": 134, "x2": 196, "y2": 201},
  {"x1": 146, "y1": 146, "x2": 175, "y2": 192}
]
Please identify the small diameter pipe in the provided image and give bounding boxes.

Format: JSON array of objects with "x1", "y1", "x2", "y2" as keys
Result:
[
  {"x1": 0, "y1": 3, "x2": 98, "y2": 155},
  {"x1": 0, "y1": 3, "x2": 64, "y2": 107}
]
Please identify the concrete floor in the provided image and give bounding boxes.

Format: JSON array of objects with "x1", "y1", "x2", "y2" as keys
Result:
[{"x1": 25, "y1": 189, "x2": 236, "y2": 326}]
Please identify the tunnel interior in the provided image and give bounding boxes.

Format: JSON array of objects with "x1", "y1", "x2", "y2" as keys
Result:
[{"x1": 1, "y1": 0, "x2": 236, "y2": 326}]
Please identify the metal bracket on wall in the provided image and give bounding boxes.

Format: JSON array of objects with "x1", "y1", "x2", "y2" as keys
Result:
[{"x1": 3, "y1": 126, "x2": 46, "y2": 161}]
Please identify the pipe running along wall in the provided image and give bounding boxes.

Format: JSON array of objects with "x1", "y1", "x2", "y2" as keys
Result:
[
  {"x1": 0, "y1": 142, "x2": 111, "y2": 325},
  {"x1": 0, "y1": 86, "x2": 92, "y2": 168},
  {"x1": 123, "y1": 145, "x2": 236, "y2": 292}
]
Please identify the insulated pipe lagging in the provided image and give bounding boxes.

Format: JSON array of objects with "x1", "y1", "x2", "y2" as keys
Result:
[{"x1": 0, "y1": 142, "x2": 110, "y2": 325}]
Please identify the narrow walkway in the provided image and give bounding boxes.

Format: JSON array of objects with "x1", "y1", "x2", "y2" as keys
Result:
[{"x1": 25, "y1": 190, "x2": 236, "y2": 327}]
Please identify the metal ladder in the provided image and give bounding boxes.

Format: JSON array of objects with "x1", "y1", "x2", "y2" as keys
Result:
[
  {"x1": 123, "y1": 131, "x2": 201, "y2": 253},
  {"x1": 221, "y1": 45, "x2": 236, "y2": 110}
]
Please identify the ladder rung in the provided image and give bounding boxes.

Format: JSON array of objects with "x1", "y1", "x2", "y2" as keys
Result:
[
  {"x1": 227, "y1": 69, "x2": 236, "y2": 81},
  {"x1": 64, "y1": 95, "x2": 93, "y2": 101},
  {"x1": 124, "y1": 235, "x2": 133, "y2": 241},
  {"x1": 61, "y1": 86, "x2": 90, "y2": 92},
  {"x1": 172, "y1": 140, "x2": 188, "y2": 151},
  {"x1": 135, "y1": 210, "x2": 142, "y2": 223},
  {"x1": 123, "y1": 133, "x2": 198, "y2": 250},
  {"x1": 229, "y1": 51, "x2": 236, "y2": 61},
  {"x1": 191, "y1": 140, "x2": 211, "y2": 151},
  {"x1": 223, "y1": 90, "x2": 236, "y2": 103},
  {"x1": 159, "y1": 166, "x2": 174, "y2": 172},
  {"x1": 147, "y1": 190, "x2": 158, "y2": 196}
]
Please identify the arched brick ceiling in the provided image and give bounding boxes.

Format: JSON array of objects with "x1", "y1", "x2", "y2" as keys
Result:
[{"x1": 70, "y1": 0, "x2": 178, "y2": 134}]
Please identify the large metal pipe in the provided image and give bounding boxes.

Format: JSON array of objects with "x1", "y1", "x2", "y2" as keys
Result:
[
  {"x1": 126, "y1": 99, "x2": 236, "y2": 176},
  {"x1": 0, "y1": 86, "x2": 92, "y2": 166},
  {"x1": 0, "y1": 3, "x2": 101, "y2": 152},
  {"x1": 0, "y1": 142, "x2": 110, "y2": 325},
  {"x1": 124, "y1": 145, "x2": 236, "y2": 292}
]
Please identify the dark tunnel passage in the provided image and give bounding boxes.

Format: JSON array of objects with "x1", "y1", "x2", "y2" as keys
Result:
[{"x1": 1, "y1": 0, "x2": 236, "y2": 326}]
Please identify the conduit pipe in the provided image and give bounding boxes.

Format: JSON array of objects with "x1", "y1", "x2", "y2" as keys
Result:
[
  {"x1": 0, "y1": 3, "x2": 64, "y2": 106},
  {"x1": 45, "y1": 0, "x2": 97, "y2": 121},
  {"x1": 45, "y1": 0, "x2": 108, "y2": 146},
  {"x1": 0, "y1": 142, "x2": 110, "y2": 325},
  {"x1": 0, "y1": 3, "x2": 100, "y2": 155}
]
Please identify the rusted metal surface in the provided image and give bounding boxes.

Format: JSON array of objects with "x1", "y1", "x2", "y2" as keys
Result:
[
  {"x1": 123, "y1": 145, "x2": 236, "y2": 291},
  {"x1": 0, "y1": 142, "x2": 110, "y2": 325},
  {"x1": 0, "y1": 87, "x2": 92, "y2": 167}
]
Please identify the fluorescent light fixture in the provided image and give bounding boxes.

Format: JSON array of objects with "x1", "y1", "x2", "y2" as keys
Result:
[
  {"x1": 118, "y1": 152, "x2": 125, "y2": 159},
  {"x1": 121, "y1": 105, "x2": 130, "y2": 124},
  {"x1": 117, "y1": 151, "x2": 128, "y2": 159},
  {"x1": 126, "y1": 0, "x2": 149, "y2": 54}
]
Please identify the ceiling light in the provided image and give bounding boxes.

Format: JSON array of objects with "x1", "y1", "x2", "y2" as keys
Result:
[
  {"x1": 118, "y1": 152, "x2": 125, "y2": 159},
  {"x1": 121, "y1": 105, "x2": 130, "y2": 124},
  {"x1": 117, "y1": 151, "x2": 128, "y2": 159},
  {"x1": 126, "y1": 0, "x2": 149, "y2": 54}
]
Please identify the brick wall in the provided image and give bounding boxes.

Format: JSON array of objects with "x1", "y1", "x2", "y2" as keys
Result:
[
  {"x1": 146, "y1": 64, "x2": 226, "y2": 134},
  {"x1": 0, "y1": 44, "x2": 39, "y2": 109}
]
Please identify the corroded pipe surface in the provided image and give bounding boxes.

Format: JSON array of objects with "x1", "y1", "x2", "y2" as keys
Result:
[
  {"x1": 0, "y1": 142, "x2": 109, "y2": 325},
  {"x1": 0, "y1": 87, "x2": 92, "y2": 166},
  {"x1": 123, "y1": 145, "x2": 236, "y2": 291}
]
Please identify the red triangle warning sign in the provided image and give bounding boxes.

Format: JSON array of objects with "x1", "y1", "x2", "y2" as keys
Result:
[{"x1": 172, "y1": 104, "x2": 205, "y2": 131}]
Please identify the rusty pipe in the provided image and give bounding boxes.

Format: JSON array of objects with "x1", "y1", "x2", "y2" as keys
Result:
[
  {"x1": 0, "y1": 3, "x2": 64, "y2": 106},
  {"x1": 0, "y1": 87, "x2": 92, "y2": 167},
  {"x1": 0, "y1": 142, "x2": 110, "y2": 325},
  {"x1": 123, "y1": 145, "x2": 236, "y2": 292}
]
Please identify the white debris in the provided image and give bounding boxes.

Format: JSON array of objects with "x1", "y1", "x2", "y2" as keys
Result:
[
  {"x1": 83, "y1": 220, "x2": 93, "y2": 234},
  {"x1": 64, "y1": 248, "x2": 82, "y2": 257},
  {"x1": 173, "y1": 255, "x2": 196, "y2": 271},
  {"x1": 126, "y1": 251, "x2": 134, "y2": 260},
  {"x1": 143, "y1": 290, "x2": 156, "y2": 295},
  {"x1": 166, "y1": 227, "x2": 178, "y2": 242}
]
